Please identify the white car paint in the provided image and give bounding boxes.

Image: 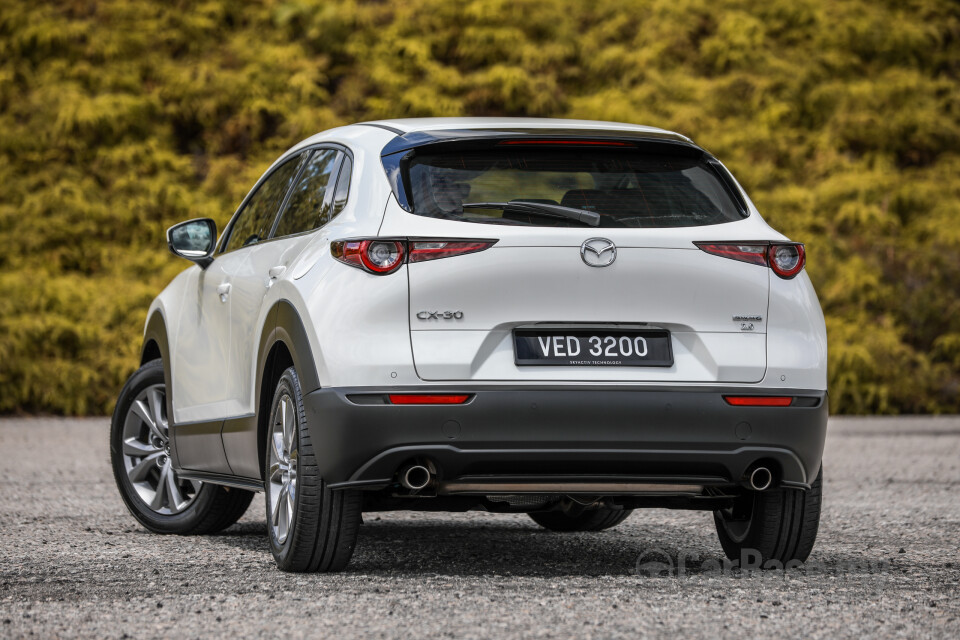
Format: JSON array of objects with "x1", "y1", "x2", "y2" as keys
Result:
[{"x1": 148, "y1": 117, "x2": 828, "y2": 429}]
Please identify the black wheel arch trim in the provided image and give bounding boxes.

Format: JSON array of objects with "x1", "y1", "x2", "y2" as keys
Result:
[
  {"x1": 224, "y1": 299, "x2": 322, "y2": 482},
  {"x1": 141, "y1": 311, "x2": 180, "y2": 467},
  {"x1": 256, "y1": 300, "x2": 321, "y2": 398},
  {"x1": 144, "y1": 302, "x2": 321, "y2": 482}
]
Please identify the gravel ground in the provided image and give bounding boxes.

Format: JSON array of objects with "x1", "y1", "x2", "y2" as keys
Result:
[{"x1": 1, "y1": 416, "x2": 959, "y2": 639}]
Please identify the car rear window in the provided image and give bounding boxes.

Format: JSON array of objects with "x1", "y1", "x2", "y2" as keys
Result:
[{"x1": 405, "y1": 147, "x2": 746, "y2": 228}]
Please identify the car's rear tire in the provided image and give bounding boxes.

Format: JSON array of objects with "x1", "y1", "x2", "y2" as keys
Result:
[
  {"x1": 713, "y1": 467, "x2": 822, "y2": 566},
  {"x1": 529, "y1": 507, "x2": 633, "y2": 532},
  {"x1": 110, "y1": 359, "x2": 254, "y2": 534},
  {"x1": 265, "y1": 366, "x2": 362, "y2": 572}
]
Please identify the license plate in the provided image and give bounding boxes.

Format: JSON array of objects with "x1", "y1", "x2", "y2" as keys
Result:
[{"x1": 514, "y1": 329, "x2": 673, "y2": 367}]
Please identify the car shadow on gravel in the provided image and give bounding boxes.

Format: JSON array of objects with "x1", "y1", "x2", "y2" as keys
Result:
[
  {"x1": 208, "y1": 520, "x2": 911, "y2": 579},
  {"x1": 212, "y1": 519, "x2": 716, "y2": 576}
]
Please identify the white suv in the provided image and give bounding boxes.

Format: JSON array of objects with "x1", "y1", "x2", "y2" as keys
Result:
[{"x1": 110, "y1": 118, "x2": 828, "y2": 572}]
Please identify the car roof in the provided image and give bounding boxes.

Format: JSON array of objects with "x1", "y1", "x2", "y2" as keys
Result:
[
  {"x1": 358, "y1": 117, "x2": 691, "y2": 141},
  {"x1": 286, "y1": 118, "x2": 695, "y2": 161}
]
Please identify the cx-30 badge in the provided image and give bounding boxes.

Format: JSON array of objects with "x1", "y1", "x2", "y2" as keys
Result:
[
  {"x1": 580, "y1": 238, "x2": 617, "y2": 267},
  {"x1": 416, "y1": 310, "x2": 464, "y2": 320}
]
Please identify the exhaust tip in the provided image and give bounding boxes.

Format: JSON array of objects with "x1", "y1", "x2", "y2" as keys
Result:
[
  {"x1": 748, "y1": 466, "x2": 773, "y2": 491},
  {"x1": 400, "y1": 464, "x2": 432, "y2": 491}
]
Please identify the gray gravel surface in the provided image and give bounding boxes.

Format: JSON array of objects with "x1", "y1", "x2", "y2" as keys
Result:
[{"x1": 1, "y1": 416, "x2": 959, "y2": 639}]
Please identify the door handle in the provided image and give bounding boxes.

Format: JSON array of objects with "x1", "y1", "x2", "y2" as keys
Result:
[{"x1": 216, "y1": 283, "x2": 231, "y2": 303}]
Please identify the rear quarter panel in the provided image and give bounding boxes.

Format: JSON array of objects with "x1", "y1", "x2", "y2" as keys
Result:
[{"x1": 763, "y1": 270, "x2": 828, "y2": 390}]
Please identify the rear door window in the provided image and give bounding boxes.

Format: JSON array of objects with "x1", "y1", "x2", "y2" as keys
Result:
[
  {"x1": 272, "y1": 149, "x2": 342, "y2": 238},
  {"x1": 223, "y1": 154, "x2": 303, "y2": 252}
]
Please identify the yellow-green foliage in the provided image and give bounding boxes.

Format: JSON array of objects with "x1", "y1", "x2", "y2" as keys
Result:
[{"x1": 0, "y1": 0, "x2": 958, "y2": 415}]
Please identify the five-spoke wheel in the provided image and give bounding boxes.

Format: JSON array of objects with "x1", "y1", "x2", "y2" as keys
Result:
[
  {"x1": 120, "y1": 383, "x2": 200, "y2": 514},
  {"x1": 111, "y1": 359, "x2": 254, "y2": 534}
]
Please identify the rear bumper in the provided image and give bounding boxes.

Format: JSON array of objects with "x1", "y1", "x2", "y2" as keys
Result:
[{"x1": 303, "y1": 386, "x2": 828, "y2": 491}]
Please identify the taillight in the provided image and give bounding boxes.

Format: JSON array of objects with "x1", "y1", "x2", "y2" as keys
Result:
[
  {"x1": 330, "y1": 240, "x2": 405, "y2": 274},
  {"x1": 767, "y1": 244, "x2": 805, "y2": 279},
  {"x1": 408, "y1": 240, "x2": 497, "y2": 263},
  {"x1": 360, "y1": 240, "x2": 405, "y2": 273},
  {"x1": 724, "y1": 396, "x2": 794, "y2": 407},
  {"x1": 694, "y1": 242, "x2": 806, "y2": 279},
  {"x1": 331, "y1": 238, "x2": 497, "y2": 274}
]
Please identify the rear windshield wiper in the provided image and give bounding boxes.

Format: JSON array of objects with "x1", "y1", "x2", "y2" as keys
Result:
[{"x1": 461, "y1": 201, "x2": 600, "y2": 227}]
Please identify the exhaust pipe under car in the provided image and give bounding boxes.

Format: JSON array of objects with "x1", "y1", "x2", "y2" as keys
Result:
[
  {"x1": 399, "y1": 464, "x2": 433, "y2": 491},
  {"x1": 747, "y1": 466, "x2": 774, "y2": 491}
]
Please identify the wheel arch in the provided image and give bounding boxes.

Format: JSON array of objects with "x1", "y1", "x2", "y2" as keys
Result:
[
  {"x1": 142, "y1": 311, "x2": 172, "y2": 408},
  {"x1": 253, "y1": 300, "x2": 320, "y2": 480},
  {"x1": 141, "y1": 310, "x2": 184, "y2": 467},
  {"x1": 140, "y1": 338, "x2": 162, "y2": 366}
]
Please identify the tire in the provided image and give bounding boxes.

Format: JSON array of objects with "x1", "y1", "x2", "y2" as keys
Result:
[
  {"x1": 529, "y1": 508, "x2": 633, "y2": 532},
  {"x1": 265, "y1": 366, "x2": 362, "y2": 572},
  {"x1": 714, "y1": 467, "x2": 822, "y2": 566},
  {"x1": 110, "y1": 359, "x2": 254, "y2": 534}
]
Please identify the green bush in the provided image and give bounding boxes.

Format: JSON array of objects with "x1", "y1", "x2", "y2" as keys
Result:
[{"x1": 0, "y1": 0, "x2": 958, "y2": 414}]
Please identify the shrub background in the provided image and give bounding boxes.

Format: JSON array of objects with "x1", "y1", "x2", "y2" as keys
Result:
[{"x1": 1, "y1": 0, "x2": 958, "y2": 415}]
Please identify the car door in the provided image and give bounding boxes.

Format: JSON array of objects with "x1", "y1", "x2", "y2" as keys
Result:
[
  {"x1": 221, "y1": 146, "x2": 348, "y2": 478},
  {"x1": 171, "y1": 152, "x2": 304, "y2": 472}
]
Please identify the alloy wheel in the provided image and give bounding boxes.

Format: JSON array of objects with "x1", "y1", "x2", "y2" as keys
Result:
[
  {"x1": 121, "y1": 383, "x2": 201, "y2": 514},
  {"x1": 267, "y1": 393, "x2": 298, "y2": 544}
]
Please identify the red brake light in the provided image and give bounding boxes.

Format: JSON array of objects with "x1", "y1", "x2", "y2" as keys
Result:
[
  {"x1": 388, "y1": 394, "x2": 470, "y2": 405},
  {"x1": 408, "y1": 240, "x2": 496, "y2": 263},
  {"x1": 694, "y1": 242, "x2": 805, "y2": 279},
  {"x1": 498, "y1": 139, "x2": 634, "y2": 147},
  {"x1": 724, "y1": 396, "x2": 793, "y2": 407},
  {"x1": 694, "y1": 243, "x2": 767, "y2": 266}
]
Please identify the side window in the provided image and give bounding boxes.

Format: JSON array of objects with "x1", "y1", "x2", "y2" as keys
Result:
[
  {"x1": 272, "y1": 149, "x2": 341, "y2": 238},
  {"x1": 223, "y1": 154, "x2": 302, "y2": 253},
  {"x1": 331, "y1": 155, "x2": 352, "y2": 217}
]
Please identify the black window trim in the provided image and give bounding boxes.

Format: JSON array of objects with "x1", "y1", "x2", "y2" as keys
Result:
[
  {"x1": 329, "y1": 154, "x2": 354, "y2": 218},
  {"x1": 217, "y1": 142, "x2": 355, "y2": 255}
]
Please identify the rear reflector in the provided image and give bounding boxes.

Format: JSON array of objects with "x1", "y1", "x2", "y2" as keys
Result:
[
  {"x1": 388, "y1": 394, "x2": 471, "y2": 405},
  {"x1": 724, "y1": 396, "x2": 793, "y2": 407}
]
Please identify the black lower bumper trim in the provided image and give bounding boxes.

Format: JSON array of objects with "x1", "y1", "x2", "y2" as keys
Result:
[{"x1": 302, "y1": 385, "x2": 828, "y2": 491}]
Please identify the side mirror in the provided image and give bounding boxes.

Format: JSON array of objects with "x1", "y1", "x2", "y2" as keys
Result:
[{"x1": 167, "y1": 218, "x2": 217, "y2": 269}]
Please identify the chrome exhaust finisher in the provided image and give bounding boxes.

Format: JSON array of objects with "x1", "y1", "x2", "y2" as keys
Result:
[
  {"x1": 438, "y1": 481, "x2": 704, "y2": 495},
  {"x1": 747, "y1": 466, "x2": 774, "y2": 491},
  {"x1": 400, "y1": 464, "x2": 433, "y2": 491}
]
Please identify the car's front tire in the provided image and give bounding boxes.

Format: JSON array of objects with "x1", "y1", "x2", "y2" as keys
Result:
[
  {"x1": 265, "y1": 366, "x2": 362, "y2": 572},
  {"x1": 110, "y1": 359, "x2": 254, "y2": 534},
  {"x1": 529, "y1": 507, "x2": 633, "y2": 532},
  {"x1": 713, "y1": 467, "x2": 822, "y2": 566}
]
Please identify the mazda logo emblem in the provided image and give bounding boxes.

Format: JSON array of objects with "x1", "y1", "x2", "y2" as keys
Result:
[{"x1": 580, "y1": 238, "x2": 617, "y2": 267}]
